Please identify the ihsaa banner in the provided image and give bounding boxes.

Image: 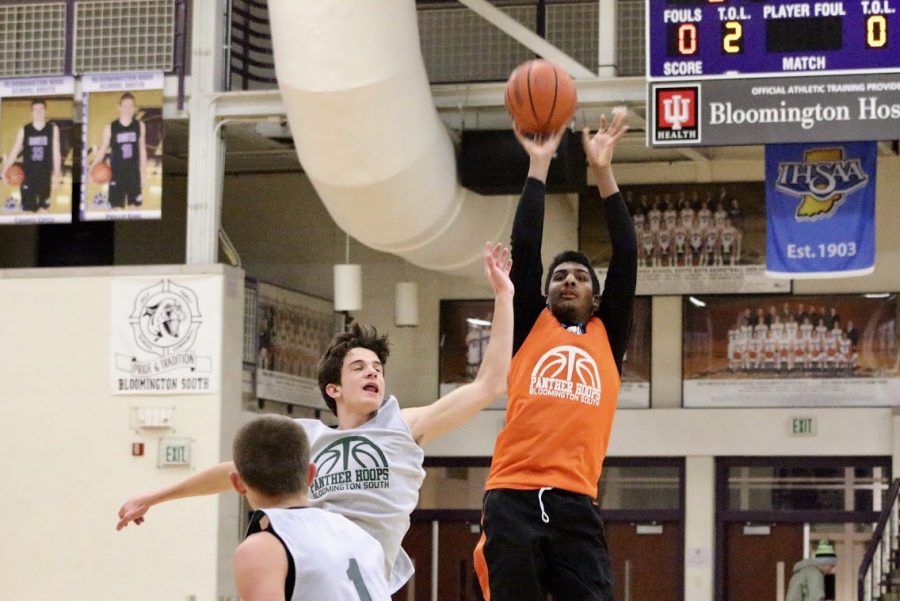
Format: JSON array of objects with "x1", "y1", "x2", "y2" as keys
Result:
[{"x1": 765, "y1": 142, "x2": 876, "y2": 279}]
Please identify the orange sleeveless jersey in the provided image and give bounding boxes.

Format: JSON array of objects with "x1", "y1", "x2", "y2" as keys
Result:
[{"x1": 485, "y1": 309, "x2": 621, "y2": 498}]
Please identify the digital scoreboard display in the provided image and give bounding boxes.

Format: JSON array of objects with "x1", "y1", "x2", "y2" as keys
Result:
[{"x1": 648, "y1": 0, "x2": 900, "y2": 79}]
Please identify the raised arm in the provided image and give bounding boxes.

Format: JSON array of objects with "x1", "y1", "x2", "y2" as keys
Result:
[
  {"x1": 583, "y1": 110, "x2": 637, "y2": 373},
  {"x1": 510, "y1": 126, "x2": 566, "y2": 354},
  {"x1": 402, "y1": 242, "x2": 513, "y2": 446},
  {"x1": 116, "y1": 461, "x2": 234, "y2": 530}
]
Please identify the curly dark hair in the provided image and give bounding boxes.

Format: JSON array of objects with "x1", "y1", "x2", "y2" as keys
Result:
[{"x1": 317, "y1": 322, "x2": 390, "y2": 415}]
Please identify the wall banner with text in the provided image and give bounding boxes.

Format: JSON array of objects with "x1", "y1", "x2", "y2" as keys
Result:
[
  {"x1": 81, "y1": 72, "x2": 164, "y2": 221},
  {"x1": 0, "y1": 77, "x2": 75, "y2": 224},
  {"x1": 111, "y1": 276, "x2": 221, "y2": 395},
  {"x1": 765, "y1": 142, "x2": 877, "y2": 279}
]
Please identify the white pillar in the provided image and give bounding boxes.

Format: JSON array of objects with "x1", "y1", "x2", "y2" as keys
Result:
[
  {"x1": 685, "y1": 456, "x2": 716, "y2": 601},
  {"x1": 597, "y1": 0, "x2": 617, "y2": 78},
  {"x1": 185, "y1": 0, "x2": 227, "y2": 264}
]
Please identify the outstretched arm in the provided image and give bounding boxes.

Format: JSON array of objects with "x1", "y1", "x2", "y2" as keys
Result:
[
  {"x1": 402, "y1": 242, "x2": 513, "y2": 446},
  {"x1": 583, "y1": 110, "x2": 637, "y2": 373},
  {"x1": 116, "y1": 461, "x2": 234, "y2": 530},
  {"x1": 510, "y1": 126, "x2": 566, "y2": 354}
]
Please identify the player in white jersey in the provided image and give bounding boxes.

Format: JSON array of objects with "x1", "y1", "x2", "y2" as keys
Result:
[
  {"x1": 117, "y1": 242, "x2": 515, "y2": 592},
  {"x1": 838, "y1": 335, "x2": 855, "y2": 373},
  {"x1": 823, "y1": 331, "x2": 839, "y2": 371},
  {"x1": 792, "y1": 331, "x2": 808, "y2": 371},
  {"x1": 639, "y1": 223, "x2": 656, "y2": 267},
  {"x1": 727, "y1": 328, "x2": 740, "y2": 371},
  {"x1": 632, "y1": 211, "x2": 645, "y2": 235},
  {"x1": 704, "y1": 228, "x2": 720, "y2": 266},
  {"x1": 697, "y1": 201, "x2": 712, "y2": 232},
  {"x1": 763, "y1": 332, "x2": 777, "y2": 371},
  {"x1": 815, "y1": 318, "x2": 828, "y2": 341},
  {"x1": 746, "y1": 334, "x2": 763, "y2": 371},
  {"x1": 777, "y1": 329, "x2": 792, "y2": 371},
  {"x1": 648, "y1": 202, "x2": 662, "y2": 232},
  {"x1": 231, "y1": 416, "x2": 390, "y2": 601},
  {"x1": 656, "y1": 227, "x2": 672, "y2": 267},
  {"x1": 720, "y1": 218, "x2": 739, "y2": 265},
  {"x1": 799, "y1": 317, "x2": 814, "y2": 341},
  {"x1": 808, "y1": 336, "x2": 824, "y2": 371},
  {"x1": 672, "y1": 218, "x2": 688, "y2": 266},
  {"x1": 663, "y1": 206, "x2": 678, "y2": 231},
  {"x1": 689, "y1": 225, "x2": 704, "y2": 267}
]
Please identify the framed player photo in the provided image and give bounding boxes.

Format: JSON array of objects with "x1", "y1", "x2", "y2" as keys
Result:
[
  {"x1": 0, "y1": 77, "x2": 75, "y2": 224},
  {"x1": 81, "y1": 73, "x2": 164, "y2": 221},
  {"x1": 683, "y1": 293, "x2": 900, "y2": 407},
  {"x1": 438, "y1": 297, "x2": 652, "y2": 409},
  {"x1": 581, "y1": 182, "x2": 790, "y2": 295}
]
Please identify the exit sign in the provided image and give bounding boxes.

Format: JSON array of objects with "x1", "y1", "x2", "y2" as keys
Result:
[
  {"x1": 790, "y1": 417, "x2": 817, "y2": 437},
  {"x1": 158, "y1": 437, "x2": 193, "y2": 467}
]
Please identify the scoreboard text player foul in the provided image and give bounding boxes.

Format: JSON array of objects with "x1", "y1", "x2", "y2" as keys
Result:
[{"x1": 648, "y1": 0, "x2": 900, "y2": 80}]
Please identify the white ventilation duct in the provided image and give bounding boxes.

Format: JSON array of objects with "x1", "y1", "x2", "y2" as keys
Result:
[{"x1": 267, "y1": 0, "x2": 576, "y2": 275}]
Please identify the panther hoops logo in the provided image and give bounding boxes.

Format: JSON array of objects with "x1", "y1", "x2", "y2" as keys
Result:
[
  {"x1": 653, "y1": 84, "x2": 701, "y2": 145},
  {"x1": 311, "y1": 436, "x2": 391, "y2": 497},
  {"x1": 529, "y1": 345, "x2": 602, "y2": 407},
  {"x1": 775, "y1": 147, "x2": 869, "y2": 221},
  {"x1": 130, "y1": 279, "x2": 202, "y2": 357}
]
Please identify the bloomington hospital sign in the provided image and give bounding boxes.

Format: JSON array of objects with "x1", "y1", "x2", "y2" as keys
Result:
[{"x1": 650, "y1": 73, "x2": 900, "y2": 147}]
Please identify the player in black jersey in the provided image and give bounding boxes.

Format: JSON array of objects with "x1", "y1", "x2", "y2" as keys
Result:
[
  {"x1": 90, "y1": 92, "x2": 147, "y2": 208},
  {"x1": 1, "y1": 99, "x2": 61, "y2": 212}
]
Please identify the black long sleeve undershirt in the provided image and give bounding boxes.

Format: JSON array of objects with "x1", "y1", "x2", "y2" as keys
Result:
[{"x1": 510, "y1": 177, "x2": 638, "y2": 374}]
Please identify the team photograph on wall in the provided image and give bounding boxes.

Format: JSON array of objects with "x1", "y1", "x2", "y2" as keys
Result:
[
  {"x1": 82, "y1": 83, "x2": 163, "y2": 221},
  {"x1": 251, "y1": 281, "x2": 338, "y2": 409},
  {"x1": 683, "y1": 293, "x2": 899, "y2": 407},
  {"x1": 439, "y1": 297, "x2": 652, "y2": 408},
  {"x1": 0, "y1": 95, "x2": 75, "y2": 224},
  {"x1": 581, "y1": 182, "x2": 789, "y2": 295}
]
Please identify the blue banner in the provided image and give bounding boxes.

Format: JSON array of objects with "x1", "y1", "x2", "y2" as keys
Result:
[{"x1": 765, "y1": 142, "x2": 877, "y2": 279}]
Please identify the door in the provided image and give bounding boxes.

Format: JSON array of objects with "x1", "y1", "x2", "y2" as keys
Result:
[
  {"x1": 605, "y1": 521, "x2": 683, "y2": 601},
  {"x1": 724, "y1": 522, "x2": 803, "y2": 601},
  {"x1": 436, "y1": 521, "x2": 482, "y2": 601},
  {"x1": 393, "y1": 521, "x2": 433, "y2": 601}
]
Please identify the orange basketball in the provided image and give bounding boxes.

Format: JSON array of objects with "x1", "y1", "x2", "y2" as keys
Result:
[
  {"x1": 5, "y1": 163, "x2": 24, "y2": 186},
  {"x1": 505, "y1": 59, "x2": 577, "y2": 135},
  {"x1": 91, "y1": 162, "x2": 112, "y2": 184}
]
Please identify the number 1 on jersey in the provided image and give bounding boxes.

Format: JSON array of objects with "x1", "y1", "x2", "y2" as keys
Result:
[{"x1": 346, "y1": 558, "x2": 373, "y2": 601}]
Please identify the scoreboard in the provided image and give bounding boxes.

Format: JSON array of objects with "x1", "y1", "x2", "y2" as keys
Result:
[{"x1": 647, "y1": 0, "x2": 900, "y2": 79}]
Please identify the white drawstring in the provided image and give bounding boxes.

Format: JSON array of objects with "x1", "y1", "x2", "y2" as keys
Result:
[{"x1": 538, "y1": 487, "x2": 553, "y2": 523}]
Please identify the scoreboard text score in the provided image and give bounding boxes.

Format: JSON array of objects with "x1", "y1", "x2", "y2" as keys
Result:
[{"x1": 648, "y1": 0, "x2": 900, "y2": 79}]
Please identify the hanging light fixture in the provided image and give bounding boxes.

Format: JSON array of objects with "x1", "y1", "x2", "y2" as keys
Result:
[
  {"x1": 394, "y1": 281, "x2": 419, "y2": 327},
  {"x1": 334, "y1": 234, "x2": 362, "y2": 313}
]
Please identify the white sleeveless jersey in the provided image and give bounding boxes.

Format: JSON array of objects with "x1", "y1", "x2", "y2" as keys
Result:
[
  {"x1": 297, "y1": 396, "x2": 426, "y2": 592},
  {"x1": 250, "y1": 507, "x2": 390, "y2": 601}
]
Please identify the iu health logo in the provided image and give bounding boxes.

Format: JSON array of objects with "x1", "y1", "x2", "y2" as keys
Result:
[
  {"x1": 653, "y1": 85, "x2": 700, "y2": 145},
  {"x1": 529, "y1": 345, "x2": 602, "y2": 407},
  {"x1": 311, "y1": 435, "x2": 391, "y2": 497},
  {"x1": 775, "y1": 147, "x2": 869, "y2": 221}
]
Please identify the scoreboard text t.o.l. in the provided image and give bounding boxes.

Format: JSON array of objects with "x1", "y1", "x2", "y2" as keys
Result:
[{"x1": 647, "y1": 0, "x2": 900, "y2": 80}]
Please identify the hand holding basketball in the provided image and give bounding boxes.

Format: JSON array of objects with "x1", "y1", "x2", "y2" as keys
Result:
[
  {"x1": 505, "y1": 59, "x2": 577, "y2": 135},
  {"x1": 4, "y1": 163, "x2": 25, "y2": 186},
  {"x1": 91, "y1": 162, "x2": 112, "y2": 184}
]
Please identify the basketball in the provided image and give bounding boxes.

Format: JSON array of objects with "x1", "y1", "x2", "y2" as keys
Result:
[
  {"x1": 5, "y1": 163, "x2": 24, "y2": 186},
  {"x1": 505, "y1": 59, "x2": 577, "y2": 135},
  {"x1": 91, "y1": 162, "x2": 112, "y2": 184}
]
